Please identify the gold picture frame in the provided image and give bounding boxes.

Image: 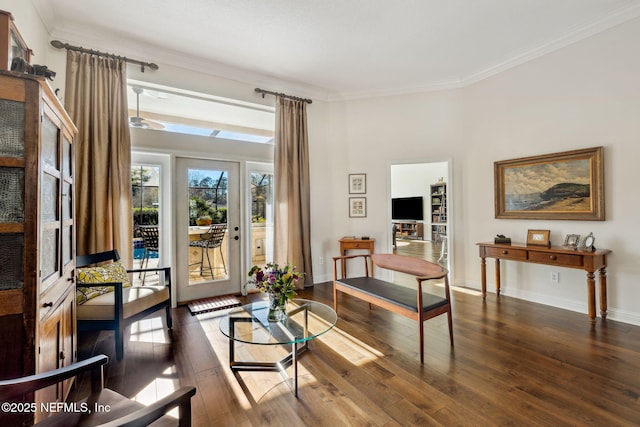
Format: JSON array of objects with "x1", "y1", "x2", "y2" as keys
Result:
[
  {"x1": 527, "y1": 229, "x2": 550, "y2": 246},
  {"x1": 494, "y1": 147, "x2": 604, "y2": 220}
]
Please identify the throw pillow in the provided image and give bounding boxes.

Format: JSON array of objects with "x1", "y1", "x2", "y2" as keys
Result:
[{"x1": 76, "y1": 260, "x2": 132, "y2": 305}]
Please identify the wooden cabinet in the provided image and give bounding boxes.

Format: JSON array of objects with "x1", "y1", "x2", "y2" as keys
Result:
[
  {"x1": 0, "y1": 71, "x2": 77, "y2": 424},
  {"x1": 393, "y1": 221, "x2": 424, "y2": 240},
  {"x1": 0, "y1": 10, "x2": 32, "y2": 70},
  {"x1": 430, "y1": 183, "x2": 447, "y2": 242}
]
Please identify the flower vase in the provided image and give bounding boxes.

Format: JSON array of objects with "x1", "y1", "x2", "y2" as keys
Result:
[{"x1": 268, "y1": 291, "x2": 287, "y2": 322}]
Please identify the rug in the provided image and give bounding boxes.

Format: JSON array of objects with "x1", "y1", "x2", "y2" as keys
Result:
[{"x1": 187, "y1": 295, "x2": 242, "y2": 315}]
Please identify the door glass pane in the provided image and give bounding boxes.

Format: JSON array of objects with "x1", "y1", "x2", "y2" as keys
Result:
[
  {"x1": 41, "y1": 115, "x2": 59, "y2": 169},
  {"x1": 131, "y1": 165, "x2": 160, "y2": 271},
  {"x1": 62, "y1": 136, "x2": 72, "y2": 177},
  {"x1": 41, "y1": 229, "x2": 59, "y2": 281},
  {"x1": 188, "y1": 168, "x2": 228, "y2": 284},
  {"x1": 250, "y1": 172, "x2": 273, "y2": 265},
  {"x1": 42, "y1": 174, "x2": 59, "y2": 222}
]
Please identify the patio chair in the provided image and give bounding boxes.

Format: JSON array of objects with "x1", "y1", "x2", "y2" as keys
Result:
[
  {"x1": 189, "y1": 223, "x2": 227, "y2": 276},
  {"x1": 76, "y1": 249, "x2": 172, "y2": 360},
  {"x1": 138, "y1": 225, "x2": 159, "y2": 285},
  {"x1": 0, "y1": 354, "x2": 196, "y2": 426}
]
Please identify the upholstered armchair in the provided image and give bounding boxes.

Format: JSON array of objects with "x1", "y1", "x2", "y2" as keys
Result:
[
  {"x1": 76, "y1": 249, "x2": 172, "y2": 360},
  {"x1": 0, "y1": 354, "x2": 196, "y2": 426}
]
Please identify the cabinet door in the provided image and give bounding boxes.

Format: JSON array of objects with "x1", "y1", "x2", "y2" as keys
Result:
[
  {"x1": 61, "y1": 289, "x2": 76, "y2": 398},
  {"x1": 36, "y1": 305, "x2": 62, "y2": 422},
  {"x1": 40, "y1": 107, "x2": 62, "y2": 295}
]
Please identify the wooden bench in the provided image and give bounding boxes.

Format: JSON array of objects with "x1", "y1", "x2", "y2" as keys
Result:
[{"x1": 332, "y1": 253, "x2": 453, "y2": 363}]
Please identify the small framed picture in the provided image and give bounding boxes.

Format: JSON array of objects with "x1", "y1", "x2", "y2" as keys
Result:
[
  {"x1": 349, "y1": 173, "x2": 366, "y2": 194},
  {"x1": 526, "y1": 229, "x2": 550, "y2": 246},
  {"x1": 349, "y1": 197, "x2": 367, "y2": 218},
  {"x1": 563, "y1": 234, "x2": 581, "y2": 248}
]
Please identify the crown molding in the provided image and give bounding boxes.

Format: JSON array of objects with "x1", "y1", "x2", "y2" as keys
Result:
[
  {"x1": 40, "y1": 2, "x2": 640, "y2": 103},
  {"x1": 460, "y1": 2, "x2": 640, "y2": 88}
]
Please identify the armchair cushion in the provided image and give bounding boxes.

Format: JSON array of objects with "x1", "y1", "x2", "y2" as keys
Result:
[
  {"x1": 77, "y1": 285, "x2": 170, "y2": 320},
  {"x1": 76, "y1": 260, "x2": 132, "y2": 304}
]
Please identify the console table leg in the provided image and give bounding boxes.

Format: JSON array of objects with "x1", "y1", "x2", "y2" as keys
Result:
[
  {"x1": 599, "y1": 268, "x2": 608, "y2": 320},
  {"x1": 587, "y1": 271, "x2": 596, "y2": 324},
  {"x1": 480, "y1": 257, "x2": 487, "y2": 299},
  {"x1": 495, "y1": 259, "x2": 501, "y2": 296}
]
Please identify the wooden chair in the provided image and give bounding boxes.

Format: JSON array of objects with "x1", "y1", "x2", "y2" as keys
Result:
[
  {"x1": 76, "y1": 249, "x2": 172, "y2": 360},
  {"x1": 0, "y1": 354, "x2": 196, "y2": 426}
]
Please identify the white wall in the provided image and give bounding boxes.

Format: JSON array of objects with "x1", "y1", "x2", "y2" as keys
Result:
[
  {"x1": 316, "y1": 17, "x2": 640, "y2": 325},
  {"x1": 459, "y1": 16, "x2": 640, "y2": 325},
  {"x1": 10, "y1": 1, "x2": 640, "y2": 324}
]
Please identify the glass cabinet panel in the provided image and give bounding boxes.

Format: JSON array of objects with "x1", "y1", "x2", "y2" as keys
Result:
[
  {"x1": 62, "y1": 137, "x2": 72, "y2": 178},
  {"x1": 42, "y1": 174, "x2": 59, "y2": 222},
  {"x1": 41, "y1": 115, "x2": 59, "y2": 169},
  {"x1": 0, "y1": 234, "x2": 24, "y2": 290},
  {"x1": 0, "y1": 168, "x2": 24, "y2": 222},
  {"x1": 41, "y1": 229, "x2": 59, "y2": 281},
  {"x1": 0, "y1": 99, "x2": 24, "y2": 158}
]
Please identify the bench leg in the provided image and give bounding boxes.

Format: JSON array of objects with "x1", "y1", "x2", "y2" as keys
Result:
[
  {"x1": 419, "y1": 321, "x2": 424, "y2": 364},
  {"x1": 447, "y1": 309, "x2": 454, "y2": 347}
]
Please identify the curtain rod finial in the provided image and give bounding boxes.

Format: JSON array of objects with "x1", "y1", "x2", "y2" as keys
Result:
[{"x1": 50, "y1": 40, "x2": 65, "y2": 49}]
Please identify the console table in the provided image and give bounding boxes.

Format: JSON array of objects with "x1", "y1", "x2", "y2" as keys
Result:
[
  {"x1": 477, "y1": 242, "x2": 611, "y2": 324},
  {"x1": 339, "y1": 238, "x2": 375, "y2": 278}
]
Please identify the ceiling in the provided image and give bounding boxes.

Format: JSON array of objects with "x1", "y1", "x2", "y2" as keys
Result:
[{"x1": 31, "y1": 0, "x2": 640, "y2": 101}]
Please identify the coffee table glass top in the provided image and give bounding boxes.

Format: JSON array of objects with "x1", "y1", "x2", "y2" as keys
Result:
[{"x1": 219, "y1": 298, "x2": 337, "y2": 346}]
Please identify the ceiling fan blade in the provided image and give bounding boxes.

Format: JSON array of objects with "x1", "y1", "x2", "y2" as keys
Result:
[{"x1": 130, "y1": 86, "x2": 164, "y2": 130}]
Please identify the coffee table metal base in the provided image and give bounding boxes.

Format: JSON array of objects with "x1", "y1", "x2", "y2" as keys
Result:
[
  {"x1": 229, "y1": 335, "x2": 308, "y2": 397},
  {"x1": 228, "y1": 303, "x2": 312, "y2": 397}
]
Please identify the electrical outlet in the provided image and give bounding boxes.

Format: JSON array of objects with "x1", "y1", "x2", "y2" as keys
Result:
[
  {"x1": 319, "y1": 257, "x2": 324, "y2": 265},
  {"x1": 550, "y1": 271, "x2": 559, "y2": 283}
]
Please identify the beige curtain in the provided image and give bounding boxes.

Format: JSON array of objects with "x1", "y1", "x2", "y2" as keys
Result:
[
  {"x1": 64, "y1": 51, "x2": 132, "y2": 266},
  {"x1": 273, "y1": 97, "x2": 313, "y2": 287}
]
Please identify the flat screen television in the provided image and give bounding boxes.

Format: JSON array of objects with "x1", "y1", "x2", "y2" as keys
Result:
[{"x1": 392, "y1": 196, "x2": 424, "y2": 220}]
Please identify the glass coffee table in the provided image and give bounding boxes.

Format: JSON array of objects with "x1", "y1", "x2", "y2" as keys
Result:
[{"x1": 219, "y1": 298, "x2": 337, "y2": 396}]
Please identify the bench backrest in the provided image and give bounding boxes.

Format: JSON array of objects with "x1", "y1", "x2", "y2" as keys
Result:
[{"x1": 370, "y1": 253, "x2": 448, "y2": 280}]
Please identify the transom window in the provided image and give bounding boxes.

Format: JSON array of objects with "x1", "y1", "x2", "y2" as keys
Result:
[{"x1": 127, "y1": 80, "x2": 275, "y2": 144}]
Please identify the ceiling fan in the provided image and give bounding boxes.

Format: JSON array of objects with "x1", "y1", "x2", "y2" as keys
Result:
[{"x1": 130, "y1": 86, "x2": 164, "y2": 130}]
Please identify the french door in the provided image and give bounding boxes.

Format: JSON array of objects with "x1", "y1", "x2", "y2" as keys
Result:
[{"x1": 175, "y1": 158, "x2": 241, "y2": 302}]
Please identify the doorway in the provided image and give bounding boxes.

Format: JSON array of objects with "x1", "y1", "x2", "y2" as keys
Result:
[
  {"x1": 389, "y1": 161, "x2": 452, "y2": 273},
  {"x1": 175, "y1": 157, "x2": 241, "y2": 302}
]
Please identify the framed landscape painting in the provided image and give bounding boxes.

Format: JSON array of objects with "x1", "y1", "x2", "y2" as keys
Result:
[{"x1": 494, "y1": 147, "x2": 604, "y2": 220}]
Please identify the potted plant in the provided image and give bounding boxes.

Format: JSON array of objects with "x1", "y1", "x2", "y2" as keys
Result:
[{"x1": 196, "y1": 215, "x2": 212, "y2": 226}]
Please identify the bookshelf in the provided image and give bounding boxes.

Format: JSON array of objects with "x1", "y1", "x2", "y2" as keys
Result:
[
  {"x1": 430, "y1": 182, "x2": 447, "y2": 242},
  {"x1": 393, "y1": 221, "x2": 424, "y2": 240}
]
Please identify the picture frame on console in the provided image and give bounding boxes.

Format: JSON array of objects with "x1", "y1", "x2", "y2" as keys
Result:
[
  {"x1": 494, "y1": 147, "x2": 604, "y2": 221},
  {"x1": 527, "y1": 229, "x2": 550, "y2": 246},
  {"x1": 563, "y1": 234, "x2": 581, "y2": 248}
]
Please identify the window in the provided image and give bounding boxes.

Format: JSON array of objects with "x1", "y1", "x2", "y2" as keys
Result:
[
  {"x1": 127, "y1": 80, "x2": 275, "y2": 144},
  {"x1": 250, "y1": 171, "x2": 273, "y2": 265}
]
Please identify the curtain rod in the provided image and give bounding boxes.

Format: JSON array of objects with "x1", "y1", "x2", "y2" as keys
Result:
[
  {"x1": 50, "y1": 40, "x2": 159, "y2": 72},
  {"x1": 255, "y1": 88, "x2": 312, "y2": 104}
]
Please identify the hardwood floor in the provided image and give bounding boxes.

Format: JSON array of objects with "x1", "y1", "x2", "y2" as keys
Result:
[{"x1": 73, "y1": 265, "x2": 640, "y2": 426}]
